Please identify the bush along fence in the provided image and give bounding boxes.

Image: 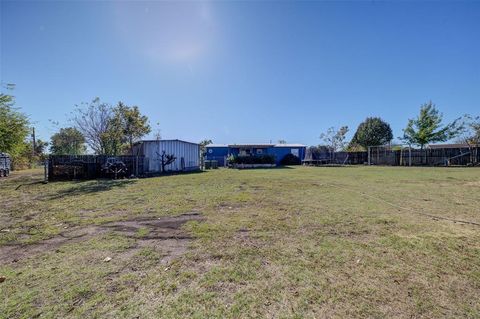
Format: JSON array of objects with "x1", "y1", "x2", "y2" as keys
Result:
[
  {"x1": 48, "y1": 155, "x2": 146, "y2": 181},
  {"x1": 229, "y1": 154, "x2": 276, "y2": 169}
]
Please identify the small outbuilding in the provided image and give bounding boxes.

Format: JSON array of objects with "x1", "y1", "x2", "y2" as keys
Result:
[{"x1": 132, "y1": 140, "x2": 200, "y2": 173}]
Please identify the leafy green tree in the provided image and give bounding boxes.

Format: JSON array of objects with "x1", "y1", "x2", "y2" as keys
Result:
[
  {"x1": 198, "y1": 139, "x2": 212, "y2": 169},
  {"x1": 34, "y1": 139, "x2": 49, "y2": 156},
  {"x1": 111, "y1": 102, "x2": 151, "y2": 155},
  {"x1": 27, "y1": 139, "x2": 49, "y2": 161},
  {"x1": 350, "y1": 117, "x2": 393, "y2": 150},
  {"x1": 402, "y1": 102, "x2": 462, "y2": 149},
  {"x1": 50, "y1": 127, "x2": 86, "y2": 155},
  {"x1": 0, "y1": 92, "x2": 30, "y2": 158},
  {"x1": 199, "y1": 139, "x2": 213, "y2": 155},
  {"x1": 102, "y1": 113, "x2": 125, "y2": 156}
]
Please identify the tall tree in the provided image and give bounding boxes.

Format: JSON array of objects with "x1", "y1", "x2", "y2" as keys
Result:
[
  {"x1": 459, "y1": 114, "x2": 480, "y2": 165},
  {"x1": 0, "y1": 92, "x2": 30, "y2": 157},
  {"x1": 103, "y1": 110, "x2": 126, "y2": 156},
  {"x1": 199, "y1": 139, "x2": 213, "y2": 156},
  {"x1": 460, "y1": 115, "x2": 480, "y2": 147},
  {"x1": 33, "y1": 139, "x2": 49, "y2": 159},
  {"x1": 198, "y1": 139, "x2": 212, "y2": 169},
  {"x1": 112, "y1": 102, "x2": 151, "y2": 155},
  {"x1": 350, "y1": 117, "x2": 393, "y2": 150},
  {"x1": 50, "y1": 127, "x2": 86, "y2": 155},
  {"x1": 402, "y1": 102, "x2": 462, "y2": 149},
  {"x1": 72, "y1": 98, "x2": 113, "y2": 154}
]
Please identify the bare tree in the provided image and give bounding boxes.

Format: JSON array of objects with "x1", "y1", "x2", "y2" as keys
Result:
[
  {"x1": 157, "y1": 151, "x2": 176, "y2": 172},
  {"x1": 320, "y1": 126, "x2": 349, "y2": 162},
  {"x1": 459, "y1": 115, "x2": 480, "y2": 165},
  {"x1": 320, "y1": 126, "x2": 349, "y2": 152},
  {"x1": 72, "y1": 98, "x2": 113, "y2": 154}
]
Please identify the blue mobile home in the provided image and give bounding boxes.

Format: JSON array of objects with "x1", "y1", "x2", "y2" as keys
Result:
[{"x1": 205, "y1": 143, "x2": 306, "y2": 166}]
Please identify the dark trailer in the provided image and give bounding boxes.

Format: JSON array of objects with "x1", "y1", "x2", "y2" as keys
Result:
[{"x1": 0, "y1": 153, "x2": 11, "y2": 177}]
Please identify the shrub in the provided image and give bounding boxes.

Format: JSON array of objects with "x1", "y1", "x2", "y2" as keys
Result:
[
  {"x1": 280, "y1": 153, "x2": 301, "y2": 165},
  {"x1": 231, "y1": 155, "x2": 275, "y2": 165}
]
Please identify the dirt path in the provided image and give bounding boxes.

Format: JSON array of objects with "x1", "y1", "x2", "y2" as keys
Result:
[{"x1": 0, "y1": 213, "x2": 203, "y2": 265}]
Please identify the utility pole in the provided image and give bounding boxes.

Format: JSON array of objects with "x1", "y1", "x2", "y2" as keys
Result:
[{"x1": 31, "y1": 127, "x2": 36, "y2": 157}]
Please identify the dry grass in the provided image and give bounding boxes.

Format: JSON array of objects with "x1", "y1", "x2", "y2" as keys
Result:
[{"x1": 1, "y1": 166, "x2": 479, "y2": 318}]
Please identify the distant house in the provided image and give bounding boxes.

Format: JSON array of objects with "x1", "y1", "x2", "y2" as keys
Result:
[
  {"x1": 132, "y1": 140, "x2": 200, "y2": 173},
  {"x1": 205, "y1": 143, "x2": 307, "y2": 166}
]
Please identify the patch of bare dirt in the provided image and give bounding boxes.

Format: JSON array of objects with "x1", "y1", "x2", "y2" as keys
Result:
[
  {"x1": 465, "y1": 181, "x2": 480, "y2": 187},
  {"x1": 0, "y1": 213, "x2": 203, "y2": 265}
]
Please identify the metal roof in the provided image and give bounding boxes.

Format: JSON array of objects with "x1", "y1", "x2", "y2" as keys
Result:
[
  {"x1": 228, "y1": 144, "x2": 275, "y2": 148},
  {"x1": 427, "y1": 143, "x2": 470, "y2": 149},
  {"x1": 207, "y1": 143, "x2": 306, "y2": 148},
  {"x1": 207, "y1": 144, "x2": 229, "y2": 147},
  {"x1": 134, "y1": 139, "x2": 200, "y2": 146},
  {"x1": 273, "y1": 144, "x2": 307, "y2": 147}
]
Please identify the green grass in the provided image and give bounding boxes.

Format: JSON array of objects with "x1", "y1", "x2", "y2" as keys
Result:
[{"x1": 1, "y1": 166, "x2": 479, "y2": 318}]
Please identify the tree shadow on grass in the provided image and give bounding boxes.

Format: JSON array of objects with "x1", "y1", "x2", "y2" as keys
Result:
[{"x1": 43, "y1": 179, "x2": 137, "y2": 200}]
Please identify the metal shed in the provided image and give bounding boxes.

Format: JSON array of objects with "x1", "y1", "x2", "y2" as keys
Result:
[{"x1": 132, "y1": 140, "x2": 200, "y2": 173}]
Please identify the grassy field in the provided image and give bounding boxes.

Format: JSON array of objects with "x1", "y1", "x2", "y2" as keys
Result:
[{"x1": 1, "y1": 166, "x2": 479, "y2": 318}]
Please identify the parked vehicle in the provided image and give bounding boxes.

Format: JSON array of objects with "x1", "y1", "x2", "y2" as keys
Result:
[{"x1": 0, "y1": 153, "x2": 11, "y2": 177}]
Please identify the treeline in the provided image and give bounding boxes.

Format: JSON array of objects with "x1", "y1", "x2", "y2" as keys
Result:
[
  {"x1": 0, "y1": 89, "x2": 48, "y2": 169},
  {"x1": 317, "y1": 102, "x2": 479, "y2": 153},
  {"x1": 1, "y1": 86, "x2": 479, "y2": 170},
  {"x1": 51, "y1": 98, "x2": 151, "y2": 156},
  {"x1": 0, "y1": 88, "x2": 152, "y2": 168}
]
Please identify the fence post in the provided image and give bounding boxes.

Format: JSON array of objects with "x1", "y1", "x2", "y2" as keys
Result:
[
  {"x1": 136, "y1": 156, "x2": 139, "y2": 177},
  {"x1": 43, "y1": 159, "x2": 48, "y2": 183},
  {"x1": 367, "y1": 147, "x2": 371, "y2": 165},
  {"x1": 409, "y1": 147, "x2": 412, "y2": 166}
]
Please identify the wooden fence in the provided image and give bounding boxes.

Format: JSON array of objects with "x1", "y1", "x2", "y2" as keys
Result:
[{"x1": 48, "y1": 155, "x2": 146, "y2": 181}]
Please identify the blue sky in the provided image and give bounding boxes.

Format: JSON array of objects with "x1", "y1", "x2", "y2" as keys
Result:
[{"x1": 1, "y1": 1, "x2": 479, "y2": 146}]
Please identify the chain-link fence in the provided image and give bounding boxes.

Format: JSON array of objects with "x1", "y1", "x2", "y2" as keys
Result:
[{"x1": 367, "y1": 146, "x2": 480, "y2": 166}]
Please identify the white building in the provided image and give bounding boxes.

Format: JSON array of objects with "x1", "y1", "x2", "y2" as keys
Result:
[{"x1": 132, "y1": 140, "x2": 200, "y2": 173}]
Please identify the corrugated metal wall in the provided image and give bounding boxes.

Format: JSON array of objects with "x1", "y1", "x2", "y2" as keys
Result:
[{"x1": 135, "y1": 140, "x2": 200, "y2": 173}]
